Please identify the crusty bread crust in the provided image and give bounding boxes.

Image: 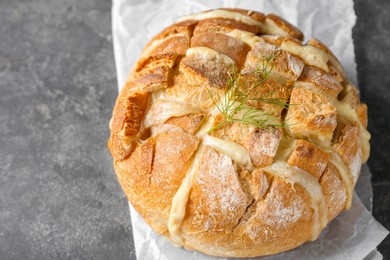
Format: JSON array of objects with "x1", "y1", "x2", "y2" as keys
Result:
[{"x1": 108, "y1": 8, "x2": 370, "y2": 258}]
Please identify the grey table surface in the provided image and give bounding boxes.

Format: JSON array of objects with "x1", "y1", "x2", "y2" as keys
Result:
[{"x1": 0, "y1": 0, "x2": 389, "y2": 259}]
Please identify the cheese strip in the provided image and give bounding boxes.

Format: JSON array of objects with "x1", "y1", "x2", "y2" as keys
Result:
[
  {"x1": 225, "y1": 29, "x2": 263, "y2": 48},
  {"x1": 280, "y1": 41, "x2": 329, "y2": 72},
  {"x1": 203, "y1": 135, "x2": 253, "y2": 170},
  {"x1": 168, "y1": 146, "x2": 203, "y2": 246},
  {"x1": 144, "y1": 100, "x2": 201, "y2": 128}
]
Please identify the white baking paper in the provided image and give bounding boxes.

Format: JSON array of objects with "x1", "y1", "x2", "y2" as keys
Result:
[{"x1": 111, "y1": 0, "x2": 389, "y2": 259}]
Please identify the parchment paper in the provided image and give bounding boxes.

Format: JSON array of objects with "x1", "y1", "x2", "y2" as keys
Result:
[{"x1": 111, "y1": 0, "x2": 389, "y2": 259}]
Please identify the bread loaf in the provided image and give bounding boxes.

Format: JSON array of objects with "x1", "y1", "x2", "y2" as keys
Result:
[{"x1": 108, "y1": 8, "x2": 370, "y2": 257}]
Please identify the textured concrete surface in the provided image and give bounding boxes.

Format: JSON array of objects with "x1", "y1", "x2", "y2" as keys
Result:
[
  {"x1": 0, "y1": 0, "x2": 389, "y2": 259},
  {"x1": 354, "y1": 0, "x2": 390, "y2": 258},
  {"x1": 0, "y1": 1, "x2": 134, "y2": 259}
]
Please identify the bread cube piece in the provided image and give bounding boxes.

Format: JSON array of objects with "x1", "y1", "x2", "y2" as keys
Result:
[
  {"x1": 114, "y1": 131, "x2": 200, "y2": 234},
  {"x1": 238, "y1": 75, "x2": 291, "y2": 117},
  {"x1": 147, "y1": 36, "x2": 190, "y2": 57},
  {"x1": 287, "y1": 139, "x2": 330, "y2": 179},
  {"x1": 211, "y1": 114, "x2": 282, "y2": 167},
  {"x1": 285, "y1": 86, "x2": 337, "y2": 146},
  {"x1": 185, "y1": 146, "x2": 251, "y2": 233},
  {"x1": 108, "y1": 91, "x2": 150, "y2": 160},
  {"x1": 243, "y1": 40, "x2": 305, "y2": 83},
  {"x1": 320, "y1": 163, "x2": 348, "y2": 221},
  {"x1": 180, "y1": 47, "x2": 235, "y2": 89},
  {"x1": 128, "y1": 53, "x2": 178, "y2": 93},
  {"x1": 298, "y1": 66, "x2": 343, "y2": 97},
  {"x1": 262, "y1": 35, "x2": 331, "y2": 73},
  {"x1": 333, "y1": 121, "x2": 362, "y2": 184},
  {"x1": 247, "y1": 127, "x2": 282, "y2": 167},
  {"x1": 191, "y1": 32, "x2": 251, "y2": 68}
]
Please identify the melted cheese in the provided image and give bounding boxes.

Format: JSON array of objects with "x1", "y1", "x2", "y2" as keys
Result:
[
  {"x1": 274, "y1": 136, "x2": 296, "y2": 161},
  {"x1": 144, "y1": 100, "x2": 201, "y2": 128},
  {"x1": 335, "y1": 100, "x2": 371, "y2": 163},
  {"x1": 167, "y1": 113, "x2": 214, "y2": 245},
  {"x1": 203, "y1": 135, "x2": 253, "y2": 170},
  {"x1": 177, "y1": 9, "x2": 262, "y2": 27},
  {"x1": 261, "y1": 18, "x2": 291, "y2": 37},
  {"x1": 280, "y1": 41, "x2": 329, "y2": 72},
  {"x1": 186, "y1": 47, "x2": 235, "y2": 65},
  {"x1": 151, "y1": 89, "x2": 186, "y2": 103},
  {"x1": 329, "y1": 152, "x2": 354, "y2": 209},
  {"x1": 168, "y1": 146, "x2": 203, "y2": 246},
  {"x1": 225, "y1": 29, "x2": 263, "y2": 48},
  {"x1": 264, "y1": 161, "x2": 328, "y2": 240}
]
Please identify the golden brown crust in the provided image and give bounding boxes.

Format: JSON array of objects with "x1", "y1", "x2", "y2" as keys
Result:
[
  {"x1": 356, "y1": 103, "x2": 368, "y2": 128},
  {"x1": 240, "y1": 76, "x2": 291, "y2": 117},
  {"x1": 191, "y1": 32, "x2": 251, "y2": 67},
  {"x1": 244, "y1": 40, "x2": 305, "y2": 83},
  {"x1": 194, "y1": 18, "x2": 261, "y2": 35},
  {"x1": 149, "y1": 20, "x2": 198, "y2": 42},
  {"x1": 180, "y1": 48, "x2": 234, "y2": 89},
  {"x1": 108, "y1": 88, "x2": 149, "y2": 160},
  {"x1": 182, "y1": 175, "x2": 315, "y2": 257},
  {"x1": 263, "y1": 14, "x2": 304, "y2": 40},
  {"x1": 184, "y1": 146, "x2": 251, "y2": 234},
  {"x1": 115, "y1": 132, "x2": 200, "y2": 232},
  {"x1": 320, "y1": 163, "x2": 348, "y2": 221},
  {"x1": 247, "y1": 169, "x2": 270, "y2": 200},
  {"x1": 287, "y1": 139, "x2": 330, "y2": 179},
  {"x1": 286, "y1": 86, "x2": 337, "y2": 145},
  {"x1": 149, "y1": 36, "x2": 190, "y2": 56},
  {"x1": 333, "y1": 121, "x2": 362, "y2": 183},
  {"x1": 298, "y1": 66, "x2": 343, "y2": 97},
  {"x1": 108, "y1": 8, "x2": 370, "y2": 258},
  {"x1": 210, "y1": 115, "x2": 282, "y2": 168}
]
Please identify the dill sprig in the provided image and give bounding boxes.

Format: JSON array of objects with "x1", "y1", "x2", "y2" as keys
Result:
[{"x1": 207, "y1": 54, "x2": 289, "y2": 133}]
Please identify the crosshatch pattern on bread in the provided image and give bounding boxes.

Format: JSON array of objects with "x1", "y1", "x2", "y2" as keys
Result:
[{"x1": 108, "y1": 8, "x2": 371, "y2": 258}]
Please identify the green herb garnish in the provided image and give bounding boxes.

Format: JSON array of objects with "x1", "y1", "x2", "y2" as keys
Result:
[{"x1": 207, "y1": 54, "x2": 290, "y2": 133}]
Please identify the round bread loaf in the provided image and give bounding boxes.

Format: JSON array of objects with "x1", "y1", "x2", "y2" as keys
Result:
[{"x1": 108, "y1": 8, "x2": 371, "y2": 258}]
